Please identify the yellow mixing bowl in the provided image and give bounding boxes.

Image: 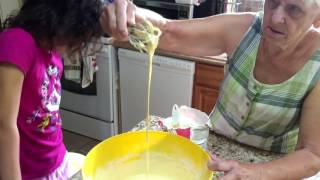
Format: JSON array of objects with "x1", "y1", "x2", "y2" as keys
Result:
[{"x1": 82, "y1": 131, "x2": 213, "y2": 180}]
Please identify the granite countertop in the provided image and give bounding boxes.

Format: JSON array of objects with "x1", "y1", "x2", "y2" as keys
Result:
[
  {"x1": 207, "y1": 132, "x2": 283, "y2": 163},
  {"x1": 132, "y1": 116, "x2": 283, "y2": 163},
  {"x1": 113, "y1": 41, "x2": 227, "y2": 67}
]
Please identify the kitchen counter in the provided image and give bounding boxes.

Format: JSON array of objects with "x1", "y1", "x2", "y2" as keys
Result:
[
  {"x1": 131, "y1": 116, "x2": 284, "y2": 163},
  {"x1": 113, "y1": 41, "x2": 227, "y2": 67},
  {"x1": 207, "y1": 132, "x2": 283, "y2": 163},
  {"x1": 132, "y1": 116, "x2": 284, "y2": 179},
  {"x1": 70, "y1": 116, "x2": 283, "y2": 179}
]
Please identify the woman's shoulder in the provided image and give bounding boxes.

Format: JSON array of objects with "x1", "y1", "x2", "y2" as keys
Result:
[
  {"x1": 218, "y1": 12, "x2": 257, "y2": 28},
  {"x1": 223, "y1": 12, "x2": 260, "y2": 56}
]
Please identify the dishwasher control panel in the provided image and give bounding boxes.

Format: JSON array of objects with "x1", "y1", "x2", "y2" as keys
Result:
[{"x1": 118, "y1": 48, "x2": 195, "y2": 73}]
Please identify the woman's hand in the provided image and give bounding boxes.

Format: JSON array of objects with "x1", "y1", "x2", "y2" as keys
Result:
[
  {"x1": 207, "y1": 154, "x2": 264, "y2": 180},
  {"x1": 100, "y1": 0, "x2": 135, "y2": 41},
  {"x1": 100, "y1": 0, "x2": 167, "y2": 41}
]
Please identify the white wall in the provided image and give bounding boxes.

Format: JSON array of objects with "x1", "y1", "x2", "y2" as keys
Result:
[{"x1": 0, "y1": 0, "x2": 21, "y2": 22}]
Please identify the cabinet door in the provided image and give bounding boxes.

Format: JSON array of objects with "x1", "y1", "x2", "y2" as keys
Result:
[
  {"x1": 193, "y1": 85, "x2": 219, "y2": 115},
  {"x1": 194, "y1": 63, "x2": 224, "y2": 88},
  {"x1": 192, "y1": 63, "x2": 224, "y2": 115}
]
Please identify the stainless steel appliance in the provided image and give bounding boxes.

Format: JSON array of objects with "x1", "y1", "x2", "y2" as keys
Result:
[
  {"x1": 224, "y1": 0, "x2": 264, "y2": 13},
  {"x1": 60, "y1": 39, "x2": 119, "y2": 140},
  {"x1": 237, "y1": 0, "x2": 264, "y2": 12},
  {"x1": 133, "y1": 0, "x2": 195, "y2": 19},
  {"x1": 194, "y1": 0, "x2": 224, "y2": 18},
  {"x1": 133, "y1": 0, "x2": 223, "y2": 19}
]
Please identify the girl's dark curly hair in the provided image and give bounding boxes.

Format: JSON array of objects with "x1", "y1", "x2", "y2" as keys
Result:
[{"x1": 3, "y1": 0, "x2": 103, "y2": 54}]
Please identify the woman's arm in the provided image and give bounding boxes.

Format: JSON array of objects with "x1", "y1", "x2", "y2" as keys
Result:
[
  {"x1": 260, "y1": 81, "x2": 320, "y2": 179},
  {"x1": 208, "y1": 82, "x2": 320, "y2": 180},
  {"x1": 100, "y1": 0, "x2": 256, "y2": 57},
  {"x1": 258, "y1": 81, "x2": 320, "y2": 179},
  {"x1": 158, "y1": 13, "x2": 255, "y2": 57},
  {"x1": 0, "y1": 63, "x2": 24, "y2": 180}
]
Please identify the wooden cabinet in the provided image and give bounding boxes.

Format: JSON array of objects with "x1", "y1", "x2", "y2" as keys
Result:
[{"x1": 192, "y1": 63, "x2": 224, "y2": 115}]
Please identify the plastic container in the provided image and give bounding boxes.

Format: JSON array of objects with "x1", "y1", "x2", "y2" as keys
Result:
[{"x1": 162, "y1": 104, "x2": 210, "y2": 150}]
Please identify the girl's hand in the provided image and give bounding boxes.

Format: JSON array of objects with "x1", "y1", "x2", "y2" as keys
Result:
[
  {"x1": 207, "y1": 154, "x2": 264, "y2": 180},
  {"x1": 99, "y1": 0, "x2": 166, "y2": 41}
]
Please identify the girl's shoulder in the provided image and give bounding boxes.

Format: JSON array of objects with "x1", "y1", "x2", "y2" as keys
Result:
[
  {"x1": 0, "y1": 28, "x2": 39, "y2": 75},
  {"x1": 0, "y1": 28, "x2": 36, "y2": 47}
]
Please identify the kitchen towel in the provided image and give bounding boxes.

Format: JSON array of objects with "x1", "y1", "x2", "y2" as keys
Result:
[
  {"x1": 63, "y1": 44, "x2": 99, "y2": 88},
  {"x1": 63, "y1": 54, "x2": 82, "y2": 84},
  {"x1": 81, "y1": 55, "x2": 98, "y2": 88}
]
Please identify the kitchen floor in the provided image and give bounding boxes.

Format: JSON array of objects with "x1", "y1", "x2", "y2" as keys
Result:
[{"x1": 62, "y1": 129, "x2": 101, "y2": 155}]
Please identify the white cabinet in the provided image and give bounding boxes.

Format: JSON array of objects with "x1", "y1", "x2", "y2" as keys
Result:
[{"x1": 0, "y1": 0, "x2": 21, "y2": 21}]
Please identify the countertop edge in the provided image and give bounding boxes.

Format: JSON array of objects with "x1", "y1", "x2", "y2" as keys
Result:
[{"x1": 113, "y1": 41, "x2": 227, "y2": 67}]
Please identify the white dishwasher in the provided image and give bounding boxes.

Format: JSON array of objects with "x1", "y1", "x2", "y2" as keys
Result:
[{"x1": 118, "y1": 48, "x2": 195, "y2": 132}]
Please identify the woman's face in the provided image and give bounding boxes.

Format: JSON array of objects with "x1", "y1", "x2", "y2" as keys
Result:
[{"x1": 263, "y1": 0, "x2": 320, "y2": 48}]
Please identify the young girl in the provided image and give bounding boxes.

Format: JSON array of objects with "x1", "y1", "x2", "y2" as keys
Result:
[{"x1": 0, "y1": 0, "x2": 103, "y2": 179}]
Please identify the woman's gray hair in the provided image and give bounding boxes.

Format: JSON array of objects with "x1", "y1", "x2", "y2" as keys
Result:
[{"x1": 307, "y1": 0, "x2": 320, "y2": 7}]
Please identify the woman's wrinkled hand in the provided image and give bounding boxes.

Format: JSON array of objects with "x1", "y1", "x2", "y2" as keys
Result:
[
  {"x1": 99, "y1": 0, "x2": 167, "y2": 41},
  {"x1": 100, "y1": 0, "x2": 136, "y2": 41},
  {"x1": 207, "y1": 154, "x2": 264, "y2": 180}
]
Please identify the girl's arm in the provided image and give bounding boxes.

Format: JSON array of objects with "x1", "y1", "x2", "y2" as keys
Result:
[{"x1": 0, "y1": 63, "x2": 24, "y2": 180}]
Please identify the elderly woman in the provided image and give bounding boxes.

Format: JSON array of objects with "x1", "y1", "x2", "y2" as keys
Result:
[{"x1": 101, "y1": 0, "x2": 320, "y2": 179}]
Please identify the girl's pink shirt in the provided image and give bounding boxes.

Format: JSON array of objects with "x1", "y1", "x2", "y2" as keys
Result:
[{"x1": 0, "y1": 28, "x2": 66, "y2": 179}]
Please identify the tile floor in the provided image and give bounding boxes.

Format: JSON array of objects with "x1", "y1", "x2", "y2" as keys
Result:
[{"x1": 62, "y1": 129, "x2": 101, "y2": 155}]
